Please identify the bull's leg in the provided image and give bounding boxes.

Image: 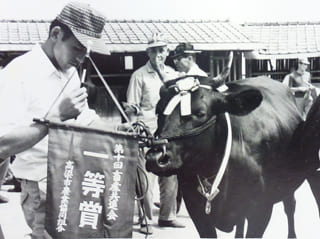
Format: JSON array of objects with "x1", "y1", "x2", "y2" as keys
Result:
[
  {"x1": 176, "y1": 183, "x2": 183, "y2": 213},
  {"x1": 179, "y1": 177, "x2": 217, "y2": 238},
  {"x1": 235, "y1": 217, "x2": 245, "y2": 238},
  {"x1": 283, "y1": 194, "x2": 297, "y2": 238},
  {"x1": 307, "y1": 171, "x2": 320, "y2": 217},
  {"x1": 183, "y1": 191, "x2": 217, "y2": 238},
  {"x1": 246, "y1": 203, "x2": 273, "y2": 238}
]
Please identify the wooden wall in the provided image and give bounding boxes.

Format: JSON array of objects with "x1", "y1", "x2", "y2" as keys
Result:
[{"x1": 246, "y1": 58, "x2": 320, "y2": 82}]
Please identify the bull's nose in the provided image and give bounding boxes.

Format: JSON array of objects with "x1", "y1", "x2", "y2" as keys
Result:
[
  {"x1": 146, "y1": 147, "x2": 163, "y2": 164},
  {"x1": 145, "y1": 147, "x2": 180, "y2": 177},
  {"x1": 145, "y1": 147, "x2": 169, "y2": 171}
]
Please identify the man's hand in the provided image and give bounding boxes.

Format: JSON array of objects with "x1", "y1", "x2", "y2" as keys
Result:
[
  {"x1": 155, "y1": 62, "x2": 168, "y2": 82},
  {"x1": 123, "y1": 102, "x2": 139, "y2": 114},
  {"x1": 89, "y1": 119, "x2": 134, "y2": 132},
  {"x1": 57, "y1": 87, "x2": 88, "y2": 121},
  {"x1": 117, "y1": 122, "x2": 134, "y2": 132},
  {"x1": 299, "y1": 86, "x2": 310, "y2": 93}
]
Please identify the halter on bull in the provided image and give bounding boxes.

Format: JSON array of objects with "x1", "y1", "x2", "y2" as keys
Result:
[{"x1": 145, "y1": 75, "x2": 318, "y2": 238}]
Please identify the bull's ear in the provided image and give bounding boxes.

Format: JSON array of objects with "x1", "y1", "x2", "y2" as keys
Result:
[{"x1": 225, "y1": 89, "x2": 263, "y2": 115}]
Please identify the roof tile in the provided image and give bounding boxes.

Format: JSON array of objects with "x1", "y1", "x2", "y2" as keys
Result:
[
  {"x1": 0, "y1": 19, "x2": 258, "y2": 52},
  {"x1": 242, "y1": 21, "x2": 320, "y2": 56}
]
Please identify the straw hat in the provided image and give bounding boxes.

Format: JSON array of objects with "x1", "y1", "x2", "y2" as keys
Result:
[
  {"x1": 56, "y1": 1, "x2": 109, "y2": 55},
  {"x1": 147, "y1": 32, "x2": 168, "y2": 49}
]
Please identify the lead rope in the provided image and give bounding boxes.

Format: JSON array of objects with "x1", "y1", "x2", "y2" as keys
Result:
[{"x1": 197, "y1": 112, "x2": 232, "y2": 214}]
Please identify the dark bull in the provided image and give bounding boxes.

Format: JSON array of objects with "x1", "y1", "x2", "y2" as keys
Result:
[{"x1": 145, "y1": 75, "x2": 318, "y2": 238}]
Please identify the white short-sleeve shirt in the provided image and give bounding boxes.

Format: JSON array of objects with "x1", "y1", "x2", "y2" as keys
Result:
[{"x1": 0, "y1": 44, "x2": 97, "y2": 181}]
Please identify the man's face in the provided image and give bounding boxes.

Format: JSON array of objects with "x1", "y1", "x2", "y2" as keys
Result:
[
  {"x1": 147, "y1": 46, "x2": 169, "y2": 67},
  {"x1": 52, "y1": 30, "x2": 87, "y2": 72},
  {"x1": 173, "y1": 55, "x2": 192, "y2": 73},
  {"x1": 298, "y1": 62, "x2": 308, "y2": 72}
]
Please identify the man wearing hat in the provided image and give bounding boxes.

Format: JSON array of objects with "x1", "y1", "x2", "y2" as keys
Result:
[
  {"x1": 283, "y1": 57, "x2": 311, "y2": 93},
  {"x1": 0, "y1": 2, "x2": 109, "y2": 238},
  {"x1": 126, "y1": 32, "x2": 184, "y2": 234},
  {"x1": 283, "y1": 57, "x2": 319, "y2": 119},
  {"x1": 172, "y1": 42, "x2": 208, "y2": 77}
]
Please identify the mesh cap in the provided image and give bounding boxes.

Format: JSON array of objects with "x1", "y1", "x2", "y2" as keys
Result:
[{"x1": 56, "y1": 1, "x2": 109, "y2": 55}]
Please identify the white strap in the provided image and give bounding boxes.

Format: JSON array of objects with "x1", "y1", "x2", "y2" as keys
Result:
[
  {"x1": 163, "y1": 84, "x2": 212, "y2": 116},
  {"x1": 199, "y1": 112, "x2": 232, "y2": 215},
  {"x1": 210, "y1": 112, "x2": 232, "y2": 192},
  {"x1": 217, "y1": 84, "x2": 229, "y2": 92},
  {"x1": 181, "y1": 92, "x2": 191, "y2": 116},
  {"x1": 164, "y1": 94, "x2": 184, "y2": 115}
]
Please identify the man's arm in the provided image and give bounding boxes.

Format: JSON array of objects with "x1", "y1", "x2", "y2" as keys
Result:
[
  {"x1": 283, "y1": 74, "x2": 309, "y2": 94},
  {"x1": 0, "y1": 87, "x2": 88, "y2": 159},
  {"x1": 125, "y1": 71, "x2": 143, "y2": 122},
  {"x1": 0, "y1": 124, "x2": 48, "y2": 159},
  {"x1": 290, "y1": 86, "x2": 310, "y2": 94}
]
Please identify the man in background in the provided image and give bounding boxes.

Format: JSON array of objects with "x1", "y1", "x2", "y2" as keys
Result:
[
  {"x1": 126, "y1": 32, "x2": 185, "y2": 235},
  {"x1": 172, "y1": 42, "x2": 207, "y2": 77},
  {"x1": 283, "y1": 57, "x2": 319, "y2": 119}
]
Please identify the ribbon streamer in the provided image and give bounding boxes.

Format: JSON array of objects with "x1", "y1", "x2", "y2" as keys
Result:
[
  {"x1": 164, "y1": 91, "x2": 192, "y2": 116},
  {"x1": 163, "y1": 77, "x2": 212, "y2": 116}
]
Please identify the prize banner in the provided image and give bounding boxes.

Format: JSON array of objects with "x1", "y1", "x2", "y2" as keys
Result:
[{"x1": 45, "y1": 123, "x2": 138, "y2": 239}]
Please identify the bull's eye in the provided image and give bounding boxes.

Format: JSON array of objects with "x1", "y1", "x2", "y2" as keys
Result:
[{"x1": 195, "y1": 111, "x2": 206, "y2": 118}]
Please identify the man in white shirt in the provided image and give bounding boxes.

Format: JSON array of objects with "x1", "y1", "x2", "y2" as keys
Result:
[
  {"x1": 126, "y1": 32, "x2": 184, "y2": 235},
  {"x1": 282, "y1": 57, "x2": 319, "y2": 119},
  {"x1": 172, "y1": 42, "x2": 208, "y2": 77},
  {"x1": 0, "y1": 2, "x2": 109, "y2": 238},
  {"x1": 172, "y1": 43, "x2": 234, "y2": 87}
]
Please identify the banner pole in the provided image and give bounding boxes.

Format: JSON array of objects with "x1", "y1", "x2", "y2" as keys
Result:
[
  {"x1": 87, "y1": 56, "x2": 132, "y2": 125},
  {"x1": 85, "y1": 40, "x2": 133, "y2": 128}
]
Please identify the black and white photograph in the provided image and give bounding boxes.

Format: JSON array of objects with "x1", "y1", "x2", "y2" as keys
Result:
[{"x1": 0, "y1": 0, "x2": 320, "y2": 238}]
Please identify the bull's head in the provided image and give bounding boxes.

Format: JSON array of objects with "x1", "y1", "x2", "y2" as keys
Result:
[{"x1": 145, "y1": 75, "x2": 263, "y2": 176}]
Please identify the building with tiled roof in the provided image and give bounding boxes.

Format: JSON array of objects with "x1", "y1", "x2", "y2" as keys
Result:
[
  {"x1": 0, "y1": 19, "x2": 260, "y2": 53},
  {"x1": 0, "y1": 20, "x2": 50, "y2": 52},
  {"x1": 2, "y1": 19, "x2": 320, "y2": 117},
  {"x1": 102, "y1": 19, "x2": 261, "y2": 52},
  {"x1": 240, "y1": 21, "x2": 320, "y2": 81},
  {"x1": 241, "y1": 21, "x2": 320, "y2": 59},
  {"x1": 0, "y1": 19, "x2": 262, "y2": 118}
]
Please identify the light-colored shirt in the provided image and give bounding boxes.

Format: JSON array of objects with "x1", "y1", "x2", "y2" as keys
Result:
[
  {"x1": 0, "y1": 44, "x2": 97, "y2": 181},
  {"x1": 283, "y1": 70, "x2": 311, "y2": 90},
  {"x1": 282, "y1": 70, "x2": 313, "y2": 118},
  {"x1": 126, "y1": 61, "x2": 178, "y2": 133}
]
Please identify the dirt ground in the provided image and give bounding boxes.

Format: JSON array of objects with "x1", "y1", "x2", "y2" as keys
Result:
[{"x1": 1, "y1": 180, "x2": 320, "y2": 239}]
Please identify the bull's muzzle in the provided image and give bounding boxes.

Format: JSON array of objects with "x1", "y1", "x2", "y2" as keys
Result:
[{"x1": 145, "y1": 144, "x2": 170, "y2": 172}]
